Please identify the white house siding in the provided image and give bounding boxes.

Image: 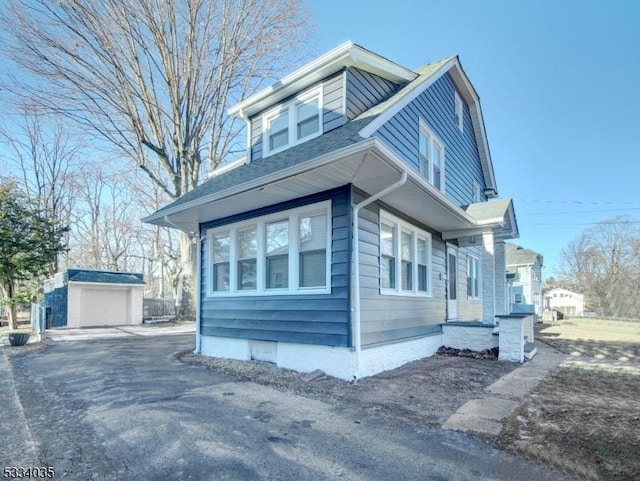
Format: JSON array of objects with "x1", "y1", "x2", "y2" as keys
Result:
[{"x1": 355, "y1": 194, "x2": 446, "y2": 347}]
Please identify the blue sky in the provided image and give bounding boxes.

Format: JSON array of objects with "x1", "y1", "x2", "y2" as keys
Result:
[{"x1": 306, "y1": 0, "x2": 640, "y2": 275}]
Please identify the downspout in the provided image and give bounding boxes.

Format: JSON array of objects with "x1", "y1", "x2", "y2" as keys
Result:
[
  {"x1": 163, "y1": 215, "x2": 202, "y2": 354},
  {"x1": 352, "y1": 171, "x2": 407, "y2": 379},
  {"x1": 238, "y1": 108, "x2": 251, "y2": 164}
]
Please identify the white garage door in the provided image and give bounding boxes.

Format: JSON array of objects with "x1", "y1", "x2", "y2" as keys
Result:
[{"x1": 80, "y1": 287, "x2": 129, "y2": 327}]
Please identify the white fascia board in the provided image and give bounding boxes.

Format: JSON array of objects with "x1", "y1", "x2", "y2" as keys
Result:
[
  {"x1": 228, "y1": 42, "x2": 416, "y2": 119},
  {"x1": 69, "y1": 281, "x2": 145, "y2": 288},
  {"x1": 143, "y1": 138, "x2": 378, "y2": 224},
  {"x1": 357, "y1": 58, "x2": 457, "y2": 138}
]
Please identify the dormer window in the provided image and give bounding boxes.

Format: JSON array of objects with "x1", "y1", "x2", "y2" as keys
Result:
[
  {"x1": 419, "y1": 120, "x2": 445, "y2": 191},
  {"x1": 454, "y1": 91, "x2": 463, "y2": 132},
  {"x1": 263, "y1": 87, "x2": 322, "y2": 156}
]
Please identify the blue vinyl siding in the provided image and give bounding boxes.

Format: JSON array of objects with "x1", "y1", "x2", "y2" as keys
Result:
[
  {"x1": 374, "y1": 73, "x2": 485, "y2": 207},
  {"x1": 345, "y1": 68, "x2": 399, "y2": 120},
  {"x1": 249, "y1": 72, "x2": 346, "y2": 162},
  {"x1": 354, "y1": 189, "x2": 446, "y2": 346},
  {"x1": 199, "y1": 186, "x2": 351, "y2": 347}
]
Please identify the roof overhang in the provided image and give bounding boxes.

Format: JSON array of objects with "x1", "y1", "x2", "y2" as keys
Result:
[
  {"x1": 144, "y1": 138, "x2": 516, "y2": 241},
  {"x1": 228, "y1": 42, "x2": 417, "y2": 119}
]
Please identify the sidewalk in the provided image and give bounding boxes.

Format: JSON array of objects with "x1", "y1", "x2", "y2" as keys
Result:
[
  {"x1": 0, "y1": 348, "x2": 39, "y2": 467},
  {"x1": 443, "y1": 342, "x2": 568, "y2": 436}
]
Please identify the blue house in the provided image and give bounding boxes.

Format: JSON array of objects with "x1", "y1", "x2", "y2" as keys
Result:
[{"x1": 144, "y1": 42, "x2": 520, "y2": 379}]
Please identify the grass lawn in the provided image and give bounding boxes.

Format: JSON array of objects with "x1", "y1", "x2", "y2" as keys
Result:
[{"x1": 500, "y1": 318, "x2": 640, "y2": 481}]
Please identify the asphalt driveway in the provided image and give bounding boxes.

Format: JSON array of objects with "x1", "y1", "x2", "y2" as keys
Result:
[{"x1": 2, "y1": 334, "x2": 572, "y2": 481}]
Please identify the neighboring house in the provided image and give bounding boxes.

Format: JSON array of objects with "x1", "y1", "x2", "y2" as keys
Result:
[
  {"x1": 544, "y1": 287, "x2": 585, "y2": 317},
  {"x1": 44, "y1": 269, "x2": 145, "y2": 328},
  {"x1": 506, "y1": 243, "x2": 543, "y2": 316},
  {"x1": 144, "y1": 42, "x2": 521, "y2": 379}
]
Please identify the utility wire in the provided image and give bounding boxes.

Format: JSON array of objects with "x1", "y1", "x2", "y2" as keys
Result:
[{"x1": 517, "y1": 198, "x2": 640, "y2": 205}]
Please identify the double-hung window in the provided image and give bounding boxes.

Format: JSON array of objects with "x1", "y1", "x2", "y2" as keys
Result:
[
  {"x1": 263, "y1": 87, "x2": 322, "y2": 156},
  {"x1": 380, "y1": 211, "x2": 431, "y2": 296},
  {"x1": 211, "y1": 231, "x2": 231, "y2": 292},
  {"x1": 467, "y1": 254, "x2": 480, "y2": 298},
  {"x1": 237, "y1": 226, "x2": 257, "y2": 290},
  {"x1": 208, "y1": 201, "x2": 331, "y2": 296},
  {"x1": 419, "y1": 120, "x2": 445, "y2": 191},
  {"x1": 454, "y1": 91, "x2": 464, "y2": 132},
  {"x1": 299, "y1": 211, "x2": 327, "y2": 288}
]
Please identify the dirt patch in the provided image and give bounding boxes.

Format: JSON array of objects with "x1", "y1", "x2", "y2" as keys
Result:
[
  {"x1": 179, "y1": 350, "x2": 516, "y2": 427},
  {"x1": 499, "y1": 364, "x2": 640, "y2": 481}
]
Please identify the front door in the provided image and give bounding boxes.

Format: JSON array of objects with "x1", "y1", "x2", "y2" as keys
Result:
[{"x1": 447, "y1": 247, "x2": 458, "y2": 320}]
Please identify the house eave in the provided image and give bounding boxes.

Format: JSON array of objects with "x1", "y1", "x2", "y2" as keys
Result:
[
  {"x1": 228, "y1": 42, "x2": 417, "y2": 119},
  {"x1": 144, "y1": 137, "x2": 487, "y2": 235}
]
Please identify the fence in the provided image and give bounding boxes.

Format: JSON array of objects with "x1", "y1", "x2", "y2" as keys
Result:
[{"x1": 143, "y1": 298, "x2": 177, "y2": 319}]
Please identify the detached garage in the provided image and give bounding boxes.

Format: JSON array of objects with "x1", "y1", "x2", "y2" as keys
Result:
[{"x1": 44, "y1": 269, "x2": 145, "y2": 328}]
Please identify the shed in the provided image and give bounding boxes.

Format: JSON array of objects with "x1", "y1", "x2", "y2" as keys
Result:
[{"x1": 44, "y1": 269, "x2": 145, "y2": 328}]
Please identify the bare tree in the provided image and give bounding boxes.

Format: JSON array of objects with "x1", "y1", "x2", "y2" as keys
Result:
[
  {"x1": 559, "y1": 216, "x2": 640, "y2": 318},
  {"x1": 1, "y1": 0, "x2": 309, "y2": 317},
  {"x1": 0, "y1": 110, "x2": 80, "y2": 272}
]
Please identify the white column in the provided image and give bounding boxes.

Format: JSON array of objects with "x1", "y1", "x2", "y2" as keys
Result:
[
  {"x1": 481, "y1": 231, "x2": 495, "y2": 323},
  {"x1": 494, "y1": 239, "x2": 507, "y2": 316}
]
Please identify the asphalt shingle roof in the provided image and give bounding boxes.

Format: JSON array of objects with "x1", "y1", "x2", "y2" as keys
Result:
[
  {"x1": 152, "y1": 116, "x2": 378, "y2": 218},
  {"x1": 148, "y1": 55, "x2": 456, "y2": 221},
  {"x1": 68, "y1": 270, "x2": 145, "y2": 285},
  {"x1": 505, "y1": 243, "x2": 543, "y2": 267}
]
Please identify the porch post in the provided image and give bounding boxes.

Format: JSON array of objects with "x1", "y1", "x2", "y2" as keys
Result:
[
  {"x1": 481, "y1": 231, "x2": 495, "y2": 324},
  {"x1": 494, "y1": 239, "x2": 507, "y2": 316}
]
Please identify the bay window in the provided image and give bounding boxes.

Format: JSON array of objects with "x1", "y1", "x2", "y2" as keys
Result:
[
  {"x1": 208, "y1": 201, "x2": 331, "y2": 296},
  {"x1": 380, "y1": 211, "x2": 432, "y2": 296}
]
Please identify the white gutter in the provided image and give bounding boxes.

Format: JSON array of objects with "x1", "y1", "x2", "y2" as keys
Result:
[
  {"x1": 351, "y1": 170, "x2": 407, "y2": 379},
  {"x1": 164, "y1": 215, "x2": 202, "y2": 354}
]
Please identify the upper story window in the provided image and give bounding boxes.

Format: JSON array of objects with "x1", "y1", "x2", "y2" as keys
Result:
[
  {"x1": 419, "y1": 120, "x2": 445, "y2": 192},
  {"x1": 380, "y1": 211, "x2": 432, "y2": 297},
  {"x1": 208, "y1": 200, "x2": 331, "y2": 296},
  {"x1": 454, "y1": 91, "x2": 464, "y2": 132},
  {"x1": 263, "y1": 87, "x2": 322, "y2": 157},
  {"x1": 472, "y1": 182, "x2": 481, "y2": 203}
]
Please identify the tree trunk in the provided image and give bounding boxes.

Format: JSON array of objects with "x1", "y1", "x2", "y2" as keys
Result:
[
  {"x1": 177, "y1": 231, "x2": 196, "y2": 319},
  {"x1": 7, "y1": 281, "x2": 19, "y2": 330}
]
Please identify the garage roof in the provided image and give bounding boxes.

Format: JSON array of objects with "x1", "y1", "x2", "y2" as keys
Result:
[{"x1": 68, "y1": 269, "x2": 145, "y2": 285}]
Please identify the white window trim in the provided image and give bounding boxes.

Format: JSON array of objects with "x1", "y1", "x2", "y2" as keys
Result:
[
  {"x1": 206, "y1": 200, "x2": 331, "y2": 297},
  {"x1": 262, "y1": 85, "x2": 323, "y2": 157},
  {"x1": 466, "y1": 253, "x2": 481, "y2": 300},
  {"x1": 418, "y1": 119, "x2": 446, "y2": 193},
  {"x1": 454, "y1": 91, "x2": 464, "y2": 132},
  {"x1": 379, "y1": 210, "x2": 432, "y2": 297}
]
